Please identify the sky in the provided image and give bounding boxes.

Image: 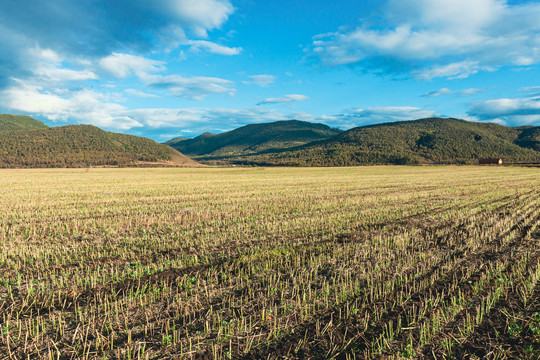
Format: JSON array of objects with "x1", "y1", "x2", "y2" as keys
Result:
[{"x1": 0, "y1": 0, "x2": 539, "y2": 141}]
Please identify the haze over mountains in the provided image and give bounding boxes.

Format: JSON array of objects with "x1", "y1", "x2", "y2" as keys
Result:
[
  {"x1": 0, "y1": 115, "x2": 199, "y2": 168},
  {"x1": 0, "y1": 114, "x2": 538, "y2": 168}
]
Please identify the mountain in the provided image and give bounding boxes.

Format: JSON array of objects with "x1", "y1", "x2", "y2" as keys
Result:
[
  {"x1": 202, "y1": 118, "x2": 540, "y2": 166},
  {"x1": 0, "y1": 114, "x2": 49, "y2": 131},
  {"x1": 0, "y1": 115, "x2": 200, "y2": 168},
  {"x1": 166, "y1": 120, "x2": 343, "y2": 159}
]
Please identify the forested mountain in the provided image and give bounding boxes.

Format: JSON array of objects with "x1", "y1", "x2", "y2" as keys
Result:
[
  {"x1": 2, "y1": 115, "x2": 538, "y2": 168},
  {"x1": 166, "y1": 120, "x2": 343, "y2": 158},
  {"x1": 0, "y1": 116, "x2": 199, "y2": 168},
  {"x1": 196, "y1": 118, "x2": 540, "y2": 166}
]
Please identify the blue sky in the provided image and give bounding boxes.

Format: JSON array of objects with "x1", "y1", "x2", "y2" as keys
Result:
[{"x1": 1, "y1": 0, "x2": 539, "y2": 141}]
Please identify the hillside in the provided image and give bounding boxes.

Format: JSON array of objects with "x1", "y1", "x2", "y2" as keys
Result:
[
  {"x1": 514, "y1": 126, "x2": 540, "y2": 151},
  {"x1": 205, "y1": 118, "x2": 540, "y2": 166},
  {"x1": 0, "y1": 114, "x2": 49, "y2": 131},
  {"x1": 166, "y1": 120, "x2": 343, "y2": 158},
  {"x1": 0, "y1": 117, "x2": 200, "y2": 168}
]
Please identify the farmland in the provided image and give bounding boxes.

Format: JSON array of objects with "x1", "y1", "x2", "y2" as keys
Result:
[{"x1": 0, "y1": 166, "x2": 539, "y2": 359}]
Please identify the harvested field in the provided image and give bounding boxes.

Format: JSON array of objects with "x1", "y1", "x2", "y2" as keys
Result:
[{"x1": 0, "y1": 166, "x2": 538, "y2": 359}]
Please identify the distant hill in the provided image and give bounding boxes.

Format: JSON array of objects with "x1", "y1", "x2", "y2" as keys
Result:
[
  {"x1": 166, "y1": 120, "x2": 343, "y2": 158},
  {"x1": 201, "y1": 118, "x2": 540, "y2": 166},
  {"x1": 0, "y1": 114, "x2": 49, "y2": 131},
  {"x1": 0, "y1": 115, "x2": 200, "y2": 168}
]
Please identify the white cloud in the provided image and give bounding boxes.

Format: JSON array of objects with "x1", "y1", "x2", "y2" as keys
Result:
[
  {"x1": 414, "y1": 61, "x2": 495, "y2": 80},
  {"x1": 243, "y1": 75, "x2": 276, "y2": 87},
  {"x1": 258, "y1": 94, "x2": 309, "y2": 105},
  {"x1": 142, "y1": 74, "x2": 235, "y2": 100},
  {"x1": 35, "y1": 67, "x2": 98, "y2": 82},
  {"x1": 99, "y1": 53, "x2": 165, "y2": 78},
  {"x1": 2, "y1": 82, "x2": 71, "y2": 118},
  {"x1": 185, "y1": 40, "x2": 242, "y2": 55},
  {"x1": 98, "y1": 53, "x2": 236, "y2": 100},
  {"x1": 30, "y1": 48, "x2": 63, "y2": 63},
  {"x1": 468, "y1": 96, "x2": 540, "y2": 125},
  {"x1": 18, "y1": 47, "x2": 99, "y2": 83},
  {"x1": 1, "y1": 81, "x2": 142, "y2": 130},
  {"x1": 0, "y1": 0, "x2": 238, "y2": 92},
  {"x1": 387, "y1": 0, "x2": 505, "y2": 32},
  {"x1": 310, "y1": 0, "x2": 540, "y2": 79},
  {"x1": 165, "y1": 0, "x2": 234, "y2": 38}
]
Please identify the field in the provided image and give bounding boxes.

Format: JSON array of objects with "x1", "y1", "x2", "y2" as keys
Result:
[{"x1": 0, "y1": 166, "x2": 539, "y2": 359}]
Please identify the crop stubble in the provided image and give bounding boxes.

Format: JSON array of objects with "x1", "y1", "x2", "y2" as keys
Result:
[{"x1": 0, "y1": 166, "x2": 538, "y2": 359}]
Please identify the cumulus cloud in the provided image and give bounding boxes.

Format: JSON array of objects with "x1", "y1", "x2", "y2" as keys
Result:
[
  {"x1": 35, "y1": 68, "x2": 98, "y2": 82},
  {"x1": 257, "y1": 94, "x2": 309, "y2": 105},
  {"x1": 243, "y1": 75, "x2": 276, "y2": 87},
  {"x1": 468, "y1": 96, "x2": 540, "y2": 125},
  {"x1": 414, "y1": 61, "x2": 495, "y2": 80},
  {"x1": 96, "y1": 53, "x2": 237, "y2": 100},
  {"x1": 99, "y1": 53, "x2": 165, "y2": 78},
  {"x1": 1, "y1": 46, "x2": 99, "y2": 87},
  {"x1": 166, "y1": 0, "x2": 234, "y2": 38},
  {"x1": 310, "y1": 0, "x2": 540, "y2": 79},
  {"x1": 1, "y1": 81, "x2": 142, "y2": 130},
  {"x1": 0, "y1": 0, "x2": 236, "y2": 87}
]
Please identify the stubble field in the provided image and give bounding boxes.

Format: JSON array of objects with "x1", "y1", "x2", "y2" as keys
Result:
[{"x1": 0, "y1": 166, "x2": 539, "y2": 359}]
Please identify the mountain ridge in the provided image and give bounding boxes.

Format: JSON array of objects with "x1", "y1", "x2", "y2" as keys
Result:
[
  {"x1": 2, "y1": 115, "x2": 538, "y2": 168},
  {"x1": 191, "y1": 118, "x2": 540, "y2": 166}
]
